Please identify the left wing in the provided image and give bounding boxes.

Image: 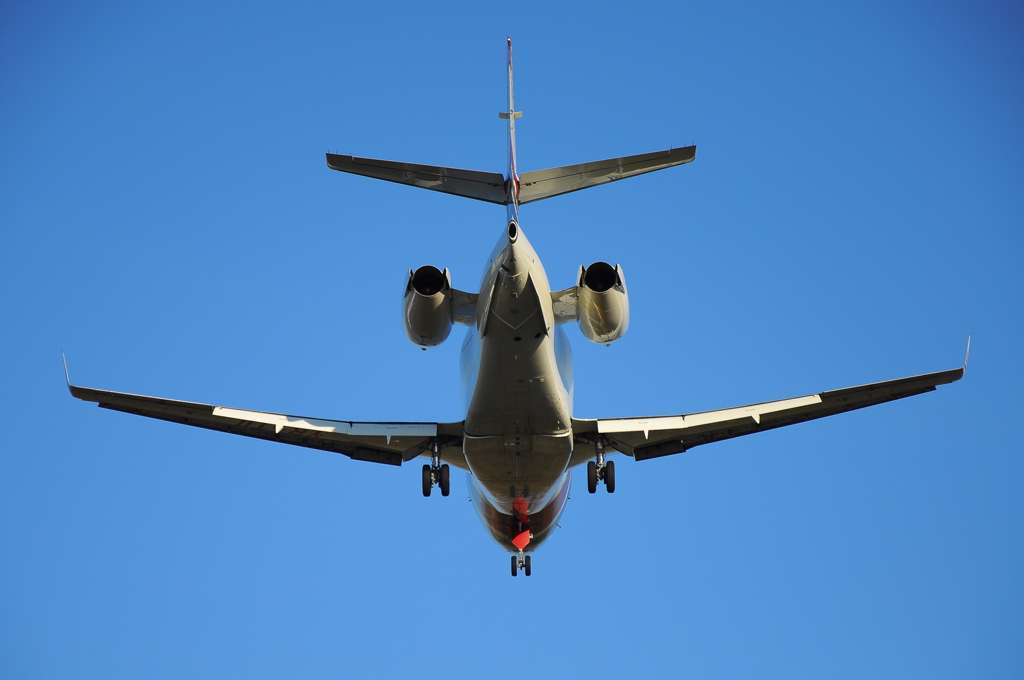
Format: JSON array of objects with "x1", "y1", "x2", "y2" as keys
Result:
[
  {"x1": 66, "y1": 369, "x2": 465, "y2": 468},
  {"x1": 572, "y1": 358, "x2": 966, "y2": 463}
]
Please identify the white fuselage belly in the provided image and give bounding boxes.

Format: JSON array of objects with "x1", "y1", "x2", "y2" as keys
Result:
[{"x1": 460, "y1": 226, "x2": 574, "y2": 548}]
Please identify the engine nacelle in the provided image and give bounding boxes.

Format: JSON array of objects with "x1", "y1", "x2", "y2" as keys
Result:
[
  {"x1": 577, "y1": 261, "x2": 629, "y2": 344},
  {"x1": 403, "y1": 265, "x2": 453, "y2": 347}
]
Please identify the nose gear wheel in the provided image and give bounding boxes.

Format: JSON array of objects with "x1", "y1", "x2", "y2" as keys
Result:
[{"x1": 511, "y1": 552, "x2": 532, "y2": 577}]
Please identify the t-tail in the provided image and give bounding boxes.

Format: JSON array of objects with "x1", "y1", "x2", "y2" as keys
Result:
[
  {"x1": 325, "y1": 38, "x2": 696, "y2": 208},
  {"x1": 499, "y1": 37, "x2": 524, "y2": 220}
]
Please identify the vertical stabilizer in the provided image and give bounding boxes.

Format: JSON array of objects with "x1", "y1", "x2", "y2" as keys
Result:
[
  {"x1": 499, "y1": 37, "x2": 523, "y2": 217},
  {"x1": 326, "y1": 39, "x2": 697, "y2": 209}
]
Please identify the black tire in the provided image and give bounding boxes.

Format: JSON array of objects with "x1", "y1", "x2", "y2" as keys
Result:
[
  {"x1": 605, "y1": 460, "x2": 616, "y2": 493},
  {"x1": 421, "y1": 464, "x2": 432, "y2": 497},
  {"x1": 511, "y1": 555, "x2": 518, "y2": 577},
  {"x1": 439, "y1": 464, "x2": 450, "y2": 497},
  {"x1": 524, "y1": 554, "x2": 532, "y2": 576},
  {"x1": 587, "y1": 461, "x2": 598, "y2": 494}
]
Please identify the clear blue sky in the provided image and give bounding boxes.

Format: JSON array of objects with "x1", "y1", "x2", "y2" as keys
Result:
[{"x1": 2, "y1": 2, "x2": 1020, "y2": 677}]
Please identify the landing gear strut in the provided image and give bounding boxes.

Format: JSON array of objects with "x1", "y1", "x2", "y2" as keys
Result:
[
  {"x1": 421, "y1": 441, "x2": 450, "y2": 497},
  {"x1": 586, "y1": 439, "x2": 616, "y2": 494},
  {"x1": 511, "y1": 551, "x2": 532, "y2": 577}
]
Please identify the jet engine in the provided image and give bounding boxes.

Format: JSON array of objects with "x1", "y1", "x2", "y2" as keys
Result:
[
  {"x1": 403, "y1": 265, "x2": 454, "y2": 347},
  {"x1": 576, "y1": 261, "x2": 629, "y2": 344}
]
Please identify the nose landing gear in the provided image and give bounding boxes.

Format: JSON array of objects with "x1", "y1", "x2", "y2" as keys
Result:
[
  {"x1": 421, "y1": 441, "x2": 450, "y2": 497},
  {"x1": 511, "y1": 551, "x2": 532, "y2": 576},
  {"x1": 586, "y1": 439, "x2": 616, "y2": 494}
]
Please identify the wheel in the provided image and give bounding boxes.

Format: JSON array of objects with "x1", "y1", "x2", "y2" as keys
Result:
[
  {"x1": 604, "y1": 460, "x2": 616, "y2": 493},
  {"x1": 439, "y1": 464, "x2": 450, "y2": 497},
  {"x1": 421, "y1": 464, "x2": 432, "y2": 497},
  {"x1": 587, "y1": 461, "x2": 598, "y2": 494},
  {"x1": 511, "y1": 555, "x2": 518, "y2": 577},
  {"x1": 524, "y1": 554, "x2": 532, "y2": 576}
]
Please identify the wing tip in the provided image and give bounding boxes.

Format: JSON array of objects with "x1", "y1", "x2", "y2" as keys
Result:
[
  {"x1": 61, "y1": 352, "x2": 94, "y2": 401},
  {"x1": 61, "y1": 352, "x2": 71, "y2": 392},
  {"x1": 963, "y1": 335, "x2": 971, "y2": 374},
  {"x1": 669, "y1": 145, "x2": 697, "y2": 162}
]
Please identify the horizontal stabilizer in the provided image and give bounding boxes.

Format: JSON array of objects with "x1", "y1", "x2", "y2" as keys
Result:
[
  {"x1": 517, "y1": 145, "x2": 696, "y2": 204},
  {"x1": 326, "y1": 154, "x2": 507, "y2": 204}
]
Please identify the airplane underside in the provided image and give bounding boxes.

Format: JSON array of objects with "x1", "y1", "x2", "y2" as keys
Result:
[
  {"x1": 460, "y1": 224, "x2": 576, "y2": 561},
  {"x1": 65, "y1": 38, "x2": 965, "y2": 577}
]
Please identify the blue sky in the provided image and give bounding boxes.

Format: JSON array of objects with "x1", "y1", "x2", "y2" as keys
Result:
[{"x1": 2, "y1": 1, "x2": 1020, "y2": 677}]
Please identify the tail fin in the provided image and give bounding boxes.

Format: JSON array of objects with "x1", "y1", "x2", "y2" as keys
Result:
[
  {"x1": 325, "y1": 39, "x2": 696, "y2": 207},
  {"x1": 516, "y1": 146, "x2": 697, "y2": 204},
  {"x1": 501, "y1": 36, "x2": 523, "y2": 212}
]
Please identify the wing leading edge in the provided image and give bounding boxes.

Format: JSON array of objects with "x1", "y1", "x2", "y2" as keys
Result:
[
  {"x1": 572, "y1": 351, "x2": 967, "y2": 463},
  {"x1": 65, "y1": 363, "x2": 466, "y2": 468}
]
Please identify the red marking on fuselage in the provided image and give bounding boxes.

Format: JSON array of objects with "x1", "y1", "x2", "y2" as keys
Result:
[
  {"x1": 474, "y1": 475, "x2": 571, "y2": 551},
  {"x1": 512, "y1": 496, "x2": 529, "y2": 523},
  {"x1": 512, "y1": 529, "x2": 532, "y2": 551}
]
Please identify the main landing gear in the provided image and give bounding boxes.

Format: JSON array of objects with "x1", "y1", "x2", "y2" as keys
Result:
[
  {"x1": 511, "y1": 551, "x2": 532, "y2": 577},
  {"x1": 421, "y1": 441, "x2": 450, "y2": 497},
  {"x1": 586, "y1": 439, "x2": 616, "y2": 494}
]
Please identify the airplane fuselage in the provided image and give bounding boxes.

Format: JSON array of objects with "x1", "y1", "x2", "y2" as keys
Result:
[{"x1": 460, "y1": 222, "x2": 574, "y2": 551}]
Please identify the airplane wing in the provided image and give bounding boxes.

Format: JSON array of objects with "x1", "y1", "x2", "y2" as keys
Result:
[
  {"x1": 325, "y1": 153, "x2": 508, "y2": 204},
  {"x1": 517, "y1": 146, "x2": 696, "y2": 204},
  {"x1": 65, "y1": 367, "x2": 466, "y2": 468},
  {"x1": 571, "y1": 356, "x2": 967, "y2": 463}
]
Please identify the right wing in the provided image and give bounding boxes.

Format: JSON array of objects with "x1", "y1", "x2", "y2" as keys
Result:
[
  {"x1": 572, "y1": 359, "x2": 966, "y2": 464},
  {"x1": 517, "y1": 146, "x2": 696, "y2": 204},
  {"x1": 66, "y1": 366, "x2": 466, "y2": 468},
  {"x1": 325, "y1": 153, "x2": 508, "y2": 204}
]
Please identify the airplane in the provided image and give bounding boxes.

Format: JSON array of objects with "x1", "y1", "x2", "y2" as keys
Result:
[{"x1": 66, "y1": 38, "x2": 967, "y2": 577}]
